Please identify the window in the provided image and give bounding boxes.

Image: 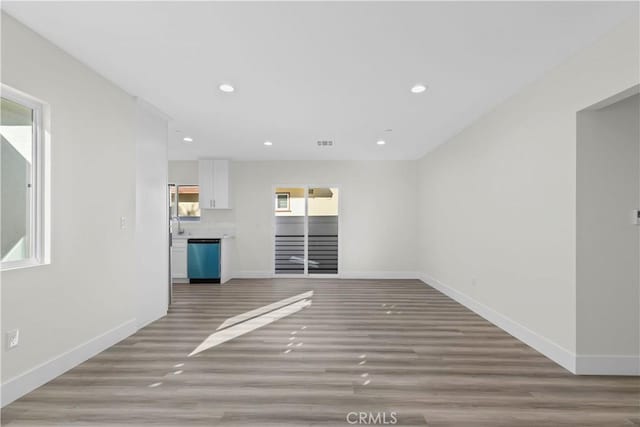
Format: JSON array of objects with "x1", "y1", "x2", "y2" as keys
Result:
[
  {"x1": 274, "y1": 186, "x2": 339, "y2": 275},
  {"x1": 1, "y1": 85, "x2": 47, "y2": 269},
  {"x1": 169, "y1": 184, "x2": 200, "y2": 220},
  {"x1": 275, "y1": 192, "x2": 290, "y2": 212}
]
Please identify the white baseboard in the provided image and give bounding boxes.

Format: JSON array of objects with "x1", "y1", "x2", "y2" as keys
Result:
[
  {"x1": 136, "y1": 309, "x2": 167, "y2": 329},
  {"x1": 340, "y1": 271, "x2": 420, "y2": 280},
  {"x1": 233, "y1": 271, "x2": 420, "y2": 280},
  {"x1": 233, "y1": 271, "x2": 274, "y2": 279},
  {"x1": 1, "y1": 318, "x2": 138, "y2": 407},
  {"x1": 419, "y1": 273, "x2": 577, "y2": 374},
  {"x1": 576, "y1": 355, "x2": 640, "y2": 375}
]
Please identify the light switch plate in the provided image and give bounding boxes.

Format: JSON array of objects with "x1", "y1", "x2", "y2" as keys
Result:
[
  {"x1": 633, "y1": 210, "x2": 640, "y2": 225},
  {"x1": 6, "y1": 329, "x2": 19, "y2": 350}
]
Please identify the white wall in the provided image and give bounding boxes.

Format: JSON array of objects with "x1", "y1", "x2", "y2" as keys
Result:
[
  {"x1": 0, "y1": 13, "x2": 165, "y2": 405},
  {"x1": 169, "y1": 160, "x2": 419, "y2": 278},
  {"x1": 576, "y1": 94, "x2": 639, "y2": 372},
  {"x1": 417, "y1": 18, "x2": 639, "y2": 373},
  {"x1": 135, "y1": 101, "x2": 169, "y2": 328},
  {"x1": 168, "y1": 160, "x2": 198, "y2": 185}
]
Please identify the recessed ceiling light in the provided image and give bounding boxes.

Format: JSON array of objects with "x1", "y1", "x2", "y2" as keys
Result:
[
  {"x1": 183, "y1": 137, "x2": 193, "y2": 143},
  {"x1": 376, "y1": 140, "x2": 386, "y2": 145},
  {"x1": 264, "y1": 141, "x2": 273, "y2": 146},
  {"x1": 411, "y1": 84, "x2": 427, "y2": 94},
  {"x1": 219, "y1": 83, "x2": 235, "y2": 93}
]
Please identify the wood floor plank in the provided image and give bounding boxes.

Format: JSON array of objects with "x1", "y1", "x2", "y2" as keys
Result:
[{"x1": 2, "y1": 279, "x2": 639, "y2": 426}]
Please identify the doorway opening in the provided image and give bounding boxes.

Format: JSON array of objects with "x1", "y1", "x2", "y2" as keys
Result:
[
  {"x1": 273, "y1": 186, "x2": 339, "y2": 276},
  {"x1": 576, "y1": 88, "x2": 639, "y2": 373}
]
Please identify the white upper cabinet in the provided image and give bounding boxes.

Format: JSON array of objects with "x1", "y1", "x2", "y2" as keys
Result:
[
  {"x1": 212, "y1": 159, "x2": 230, "y2": 209},
  {"x1": 198, "y1": 159, "x2": 232, "y2": 209},
  {"x1": 198, "y1": 159, "x2": 215, "y2": 208}
]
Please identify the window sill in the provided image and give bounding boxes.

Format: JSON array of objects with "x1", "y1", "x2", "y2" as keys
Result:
[{"x1": 1, "y1": 259, "x2": 49, "y2": 272}]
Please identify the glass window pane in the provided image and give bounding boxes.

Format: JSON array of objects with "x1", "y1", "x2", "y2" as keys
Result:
[
  {"x1": 177, "y1": 185, "x2": 200, "y2": 218},
  {"x1": 308, "y1": 187, "x2": 338, "y2": 217},
  {"x1": 308, "y1": 187, "x2": 338, "y2": 274},
  {"x1": 276, "y1": 193, "x2": 289, "y2": 210},
  {"x1": 1, "y1": 97, "x2": 34, "y2": 262},
  {"x1": 274, "y1": 187, "x2": 305, "y2": 274},
  {"x1": 274, "y1": 188, "x2": 304, "y2": 217}
]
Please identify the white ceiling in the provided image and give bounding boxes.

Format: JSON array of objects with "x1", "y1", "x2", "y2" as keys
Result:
[{"x1": 3, "y1": 2, "x2": 637, "y2": 160}]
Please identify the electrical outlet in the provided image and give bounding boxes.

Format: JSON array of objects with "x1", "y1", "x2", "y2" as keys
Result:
[
  {"x1": 471, "y1": 278, "x2": 477, "y2": 287},
  {"x1": 6, "y1": 329, "x2": 19, "y2": 350},
  {"x1": 120, "y1": 216, "x2": 126, "y2": 229}
]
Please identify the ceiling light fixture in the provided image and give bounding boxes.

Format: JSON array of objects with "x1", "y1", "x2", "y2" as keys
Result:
[
  {"x1": 376, "y1": 140, "x2": 386, "y2": 145},
  {"x1": 411, "y1": 84, "x2": 427, "y2": 94},
  {"x1": 183, "y1": 137, "x2": 193, "y2": 143},
  {"x1": 219, "y1": 83, "x2": 235, "y2": 93},
  {"x1": 264, "y1": 141, "x2": 273, "y2": 146}
]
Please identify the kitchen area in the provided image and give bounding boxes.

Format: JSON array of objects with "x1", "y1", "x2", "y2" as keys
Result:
[{"x1": 169, "y1": 159, "x2": 235, "y2": 287}]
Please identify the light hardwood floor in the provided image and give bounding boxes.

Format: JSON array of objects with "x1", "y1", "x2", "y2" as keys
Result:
[{"x1": 2, "y1": 279, "x2": 639, "y2": 426}]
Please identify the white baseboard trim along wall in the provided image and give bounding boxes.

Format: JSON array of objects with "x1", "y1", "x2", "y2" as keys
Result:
[
  {"x1": 418, "y1": 273, "x2": 577, "y2": 373},
  {"x1": 0, "y1": 319, "x2": 138, "y2": 407},
  {"x1": 419, "y1": 273, "x2": 640, "y2": 376},
  {"x1": 575, "y1": 355, "x2": 640, "y2": 376},
  {"x1": 232, "y1": 271, "x2": 275, "y2": 279},
  {"x1": 233, "y1": 271, "x2": 421, "y2": 280},
  {"x1": 136, "y1": 309, "x2": 169, "y2": 330},
  {"x1": 340, "y1": 271, "x2": 421, "y2": 280}
]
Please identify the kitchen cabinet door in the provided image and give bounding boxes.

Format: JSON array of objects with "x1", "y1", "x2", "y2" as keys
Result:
[
  {"x1": 198, "y1": 159, "x2": 215, "y2": 209},
  {"x1": 171, "y1": 244, "x2": 187, "y2": 278},
  {"x1": 198, "y1": 159, "x2": 231, "y2": 209}
]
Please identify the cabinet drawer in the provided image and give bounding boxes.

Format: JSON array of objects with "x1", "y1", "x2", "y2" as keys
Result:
[{"x1": 173, "y1": 239, "x2": 187, "y2": 249}]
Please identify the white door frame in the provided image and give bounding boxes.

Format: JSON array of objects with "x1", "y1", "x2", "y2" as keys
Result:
[{"x1": 271, "y1": 184, "x2": 342, "y2": 278}]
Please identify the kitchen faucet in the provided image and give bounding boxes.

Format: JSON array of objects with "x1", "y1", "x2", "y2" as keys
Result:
[{"x1": 172, "y1": 215, "x2": 185, "y2": 235}]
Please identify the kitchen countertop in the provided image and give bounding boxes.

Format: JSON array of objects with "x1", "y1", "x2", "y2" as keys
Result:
[{"x1": 172, "y1": 233, "x2": 234, "y2": 240}]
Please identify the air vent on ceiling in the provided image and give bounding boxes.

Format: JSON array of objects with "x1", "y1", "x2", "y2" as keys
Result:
[{"x1": 317, "y1": 140, "x2": 333, "y2": 147}]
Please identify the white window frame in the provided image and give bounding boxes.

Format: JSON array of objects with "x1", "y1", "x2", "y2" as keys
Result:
[
  {"x1": 1, "y1": 84, "x2": 49, "y2": 271},
  {"x1": 272, "y1": 184, "x2": 341, "y2": 277},
  {"x1": 170, "y1": 183, "x2": 201, "y2": 222},
  {"x1": 275, "y1": 192, "x2": 290, "y2": 212}
]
